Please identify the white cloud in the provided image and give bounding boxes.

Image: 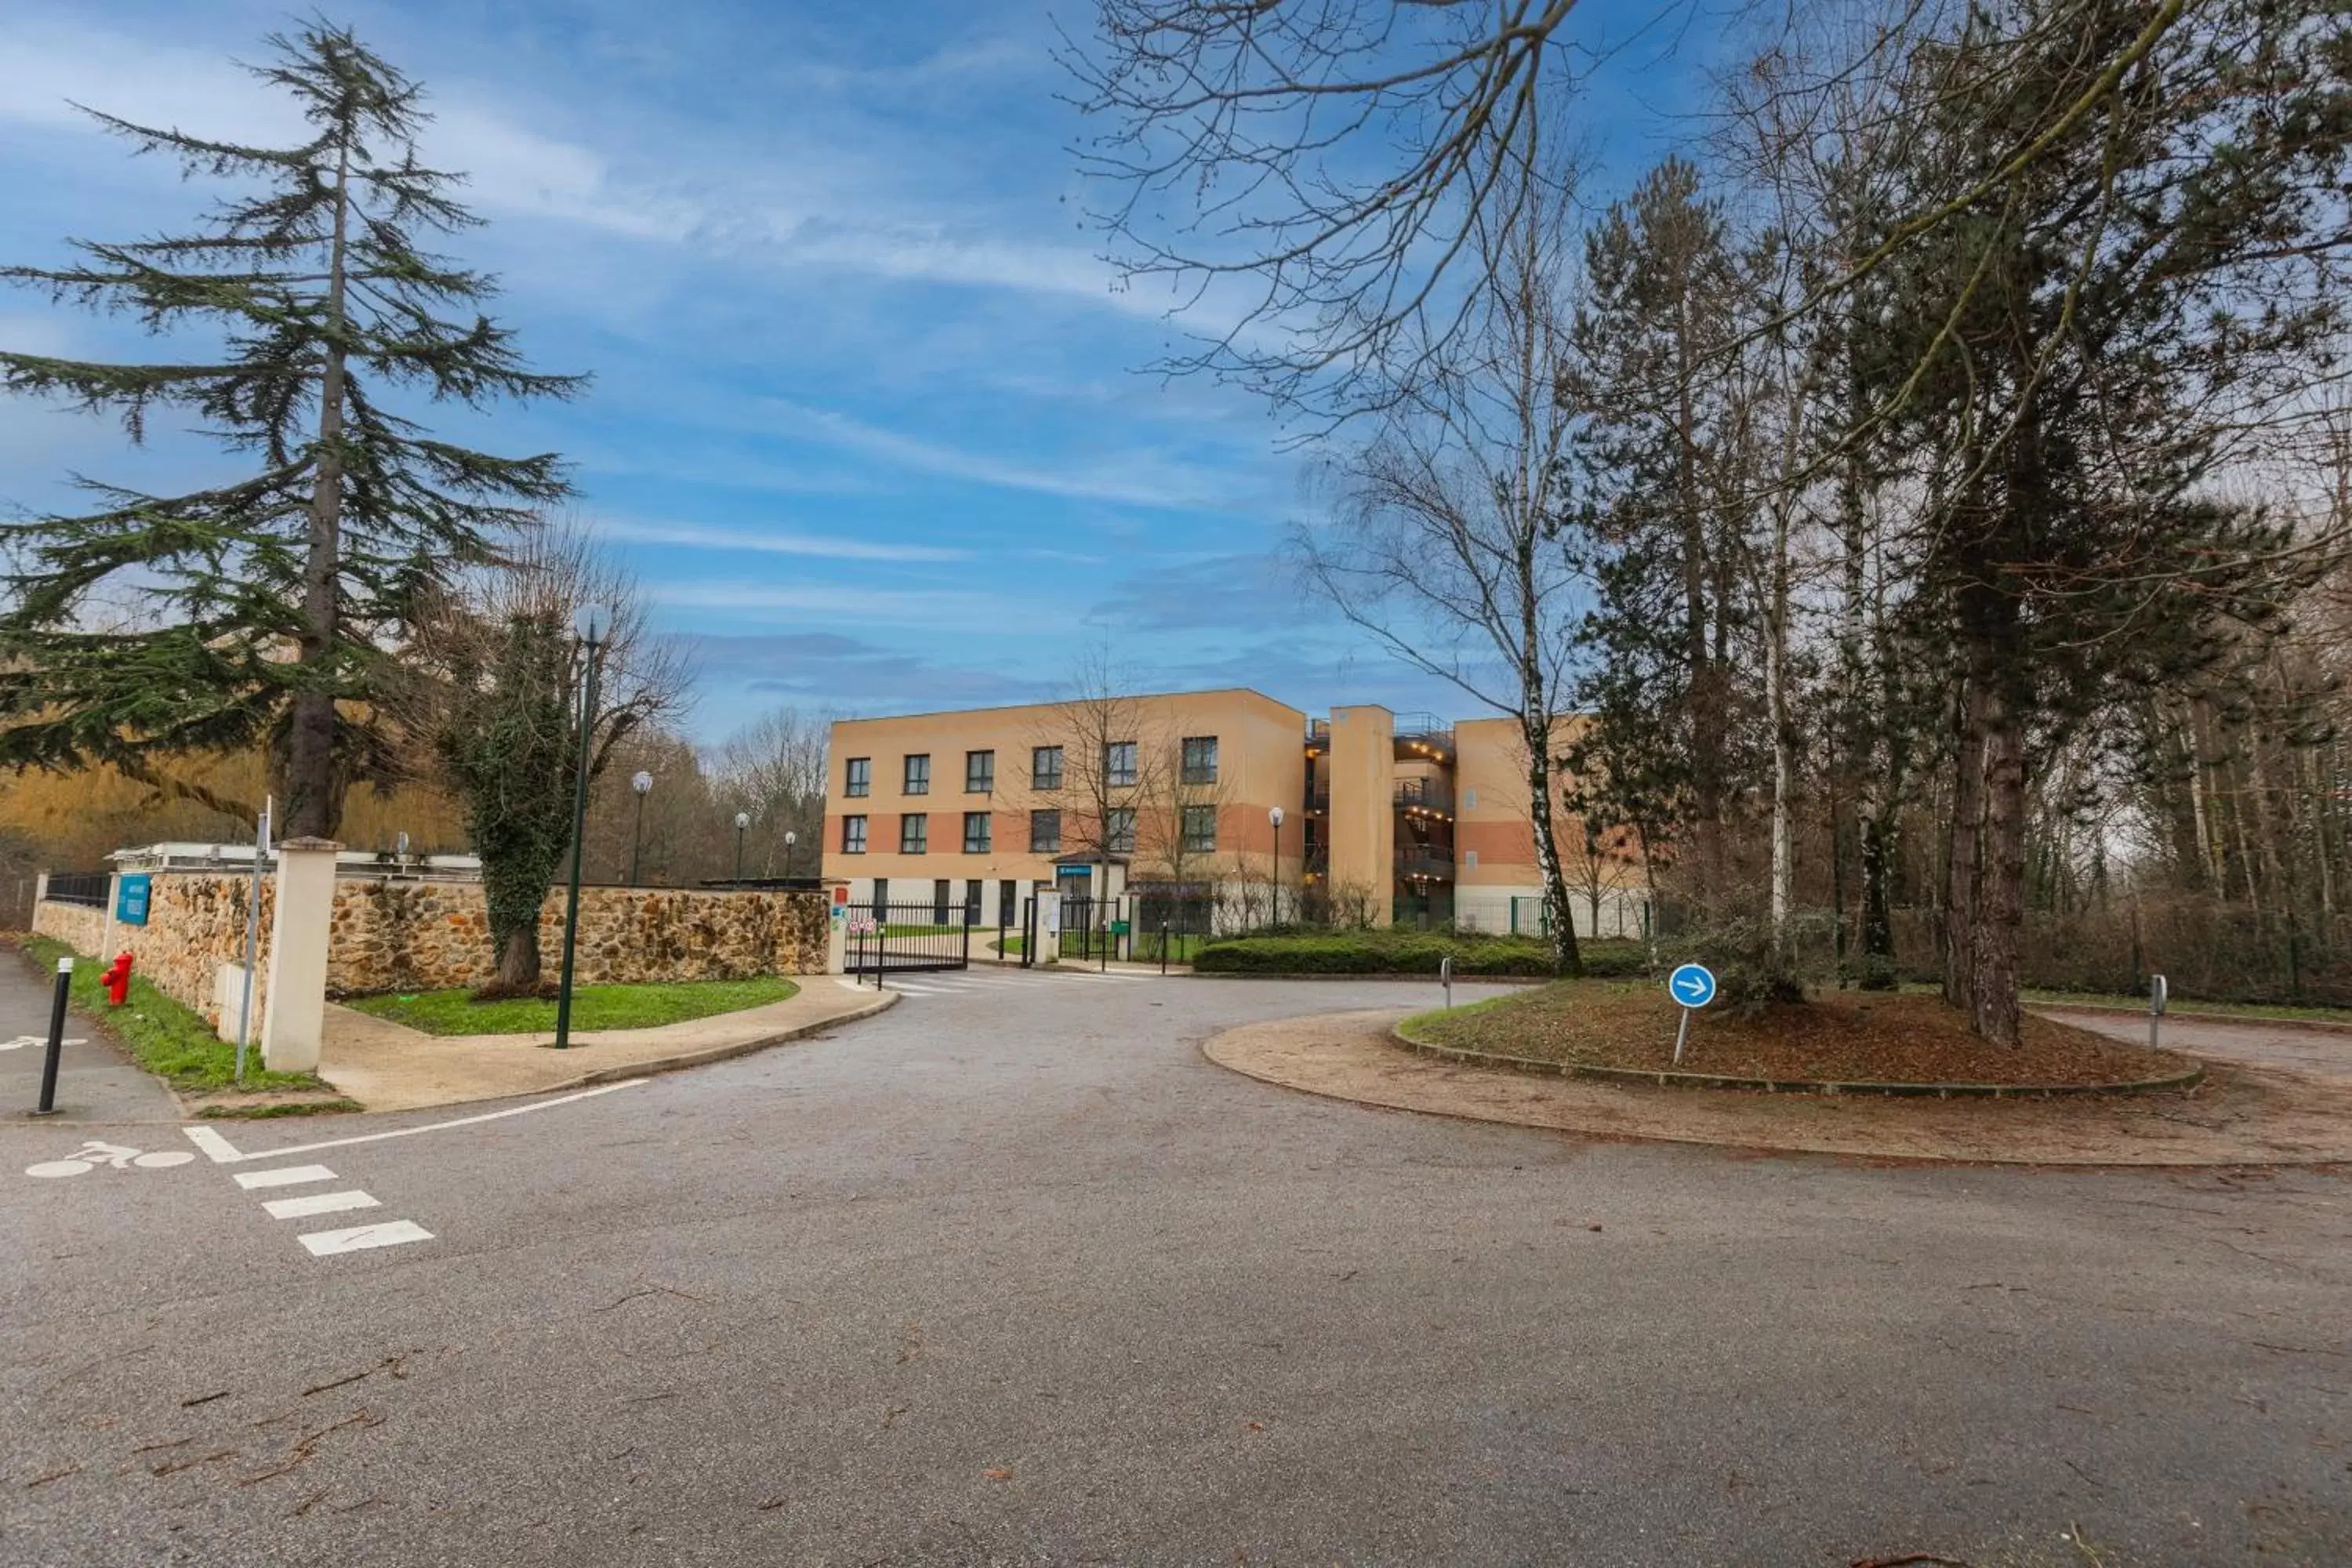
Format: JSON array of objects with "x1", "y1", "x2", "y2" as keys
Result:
[
  {"x1": 598, "y1": 517, "x2": 969, "y2": 562},
  {"x1": 765, "y1": 400, "x2": 1239, "y2": 510},
  {"x1": 648, "y1": 579, "x2": 1054, "y2": 632}
]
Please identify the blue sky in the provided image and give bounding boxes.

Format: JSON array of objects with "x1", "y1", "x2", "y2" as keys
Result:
[{"x1": 0, "y1": 0, "x2": 1723, "y2": 744}]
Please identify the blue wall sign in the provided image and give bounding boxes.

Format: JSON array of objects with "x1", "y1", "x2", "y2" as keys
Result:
[
  {"x1": 114, "y1": 873, "x2": 152, "y2": 927},
  {"x1": 1668, "y1": 962, "x2": 1716, "y2": 1009}
]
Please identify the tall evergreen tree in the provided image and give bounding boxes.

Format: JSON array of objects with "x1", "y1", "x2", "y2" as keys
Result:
[
  {"x1": 1869, "y1": 0, "x2": 2352, "y2": 1043},
  {"x1": 1568, "y1": 158, "x2": 1759, "y2": 911},
  {"x1": 0, "y1": 21, "x2": 583, "y2": 837}
]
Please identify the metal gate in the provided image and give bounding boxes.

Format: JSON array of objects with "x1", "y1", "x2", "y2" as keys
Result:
[{"x1": 848, "y1": 902, "x2": 971, "y2": 976}]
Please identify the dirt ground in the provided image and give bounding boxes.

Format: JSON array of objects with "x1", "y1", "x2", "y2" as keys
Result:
[
  {"x1": 1410, "y1": 983, "x2": 2194, "y2": 1086},
  {"x1": 1204, "y1": 1007, "x2": 2352, "y2": 1165}
]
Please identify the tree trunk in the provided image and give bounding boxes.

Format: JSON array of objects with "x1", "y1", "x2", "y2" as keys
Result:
[
  {"x1": 1523, "y1": 712, "x2": 1585, "y2": 977},
  {"x1": 1766, "y1": 499, "x2": 1794, "y2": 943},
  {"x1": 285, "y1": 134, "x2": 354, "y2": 840},
  {"x1": 492, "y1": 921, "x2": 543, "y2": 996},
  {"x1": 1969, "y1": 683, "x2": 2027, "y2": 1045},
  {"x1": 1944, "y1": 679, "x2": 1987, "y2": 1021},
  {"x1": 1858, "y1": 806, "x2": 1896, "y2": 988}
]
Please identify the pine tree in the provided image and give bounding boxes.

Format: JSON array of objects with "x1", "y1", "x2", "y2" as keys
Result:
[
  {"x1": 1567, "y1": 158, "x2": 1760, "y2": 914},
  {"x1": 1867, "y1": 0, "x2": 2351, "y2": 1042},
  {"x1": 0, "y1": 21, "x2": 583, "y2": 838}
]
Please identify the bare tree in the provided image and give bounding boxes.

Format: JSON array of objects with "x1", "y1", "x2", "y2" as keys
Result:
[
  {"x1": 397, "y1": 518, "x2": 691, "y2": 996},
  {"x1": 1064, "y1": 0, "x2": 2203, "y2": 426},
  {"x1": 711, "y1": 706, "x2": 832, "y2": 877},
  {"x1": 1296, "y1": 151, "x2": 1586, "y2": 973},
  {"x1": 1136, "y1": 731, "x2": 1231, "y2": 892},
  {"x1": 1033, "y1": 648, "x2": 1165, "y2": 909}
]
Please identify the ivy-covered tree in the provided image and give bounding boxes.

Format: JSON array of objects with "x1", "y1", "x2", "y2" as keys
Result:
[
  {"x1": 399, "y1": 521, "x2": 687, "y2": 996},
  {"x1": 0, "y1": 21, "x2": 583, "y2": 838}
]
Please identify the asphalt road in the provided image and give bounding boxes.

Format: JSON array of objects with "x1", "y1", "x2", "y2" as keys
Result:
[{"x1": 2, "y1": 967, "x2": 2346, "y2": 1567}]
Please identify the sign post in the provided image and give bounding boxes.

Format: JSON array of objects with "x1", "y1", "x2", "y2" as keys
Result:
[{"x1": 1667, "y1": 962, "x2": 1717, "y2": 1065}]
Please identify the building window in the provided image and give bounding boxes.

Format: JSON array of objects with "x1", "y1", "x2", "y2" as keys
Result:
[
  {"x1": 899, "y1": 813, "x2": 927, "y2": 854},
  {"x1": 871, "y1": 877, "x2": 887, "y2": 911},
  {"x1": 1029, "y1": 808, "x2": 1061, "y2": 852},
  {"x1": 965, "y1": 879, "x2": 983, "y2": 921},
  {"x1": 1181, "y1": 735, "x2": 1218, "y2": 786},
  {"x1": 1464, "y1": 788, "x2": 1478, "y2": 810},
  {"x1": 1033, "y1": 746, "x2": 1063, "y2": 790},
  {"x1": 965, "y1": 750, "x2": 994, "y2": 793},
  {"x1": 1106, "y1": 807, "x2": 1136, "y2": 855},
  {"x1": 903, "y1": 754, "x2": 931, "y2": 796},
  {"x1": 963, "y1": 811, "x2": 991, "y2": 853},
  {"x1": 1464, "y1": 849, "x2": 1479, "y2": 869},
  {"x1": 934, "y1": 878, "x2": 952, "y2": 924},
  {"x1": 999, "y1": 878, "x2": 1017, "y2": 924},
  {"x1": 844, "y1": 757, "x2": 870, "y2": 798},
  {"x1": 841, "y1": 815, "x2": 867, "y2": 854},
  {"x1": 1181, "y1": 804, "x2": 1217, "y2": 853},
  {"x1": 1105, "y1": 740, "x2": 1137, "y2": 789}
]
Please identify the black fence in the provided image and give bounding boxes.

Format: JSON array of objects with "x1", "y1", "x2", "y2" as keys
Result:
[
  {"x1": 1015, "y1": 888, "x2": 1218, "y2": 969},
  {"x1": 845, "y1": 902, "x2": 971, "y2": 977},
  {"x1": 42, "y1": 871, "x2": 109, "y2": 909}
]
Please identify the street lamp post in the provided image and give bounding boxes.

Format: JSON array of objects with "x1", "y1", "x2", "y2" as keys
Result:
[
  {"x1": 783, "y1": 828, "x2": 799, "y2": 880},
  {"x1": 629, "y1": 770, "x2": 653, "y2": 887},
  {"x1": 553, "y1": 602, "x2": 611, "y2": 1051},
  {"x1": 734, "y1": 811, "x2": 751, "y2": 882},
  {"x1": 1268, "y1": 804, "x2": 1285, "y2": 928}
]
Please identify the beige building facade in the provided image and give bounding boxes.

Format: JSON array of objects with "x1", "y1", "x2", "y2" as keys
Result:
[{"x1": 821, "y1": 688, "x2": 1648, "y2": 934}]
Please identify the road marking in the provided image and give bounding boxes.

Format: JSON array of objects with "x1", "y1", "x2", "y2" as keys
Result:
[
  {"x1": 299, "y1": 1220, "x2": 433, "y2": 1256},
  {"x1": 189, "y1": 1079, "x2": 645, "y2": 1165},
  {"x1": 234, "y1": 1163, "x2": 338, "y2": 1189},
  {"x1": 183, "y1": 1126, "x2": 241, "y2": 1164},
  {"x1": 263, "y1": 1189, "x2": 379, "y2": 1220}
]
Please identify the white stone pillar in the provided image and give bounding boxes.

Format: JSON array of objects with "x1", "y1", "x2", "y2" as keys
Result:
[
  {"x1": 261, "y1": 837, "x2": 339, "y2": 1073},
  {"x1": 1033, "y1": 890, "x2": 1062, "y2": 967}
]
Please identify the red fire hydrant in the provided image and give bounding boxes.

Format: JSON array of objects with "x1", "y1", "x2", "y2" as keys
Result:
[{"x1": 101, "y1": 952, "x2": 134, "y2": 1007}]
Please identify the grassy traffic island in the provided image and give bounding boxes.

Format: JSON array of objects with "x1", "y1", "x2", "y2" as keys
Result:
[
  {"x1": 1193, "y1": 930, "x2": 1647, "y2": 978},
  {"x1": 1399, "y1": 980, "x2": 2200, "y2": 1094},
  {"x1": 343, "y1": 975, "x2": 799, "y2": 1036}
]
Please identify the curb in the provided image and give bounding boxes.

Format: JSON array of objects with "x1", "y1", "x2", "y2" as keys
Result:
[
  {"x1": 1391, "y1": 1022, "x2": 2206, "y2": 1099},
  {"x1": 557, "y1": 988, "x2": 902, "y2": 1089}
]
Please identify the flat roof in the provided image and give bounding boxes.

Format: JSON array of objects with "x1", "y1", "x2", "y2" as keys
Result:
[{"x1": 830, "y1": 685, "x2": 1309, "y2": 728}]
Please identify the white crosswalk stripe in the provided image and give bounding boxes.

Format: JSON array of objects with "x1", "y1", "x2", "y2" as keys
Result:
[{"x1": 299, "y1": 1220, "x2": 434, "y2": 1256}]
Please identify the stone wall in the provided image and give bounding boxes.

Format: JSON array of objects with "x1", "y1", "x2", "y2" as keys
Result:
[
  {"x1": 328, "y1": 883, "x2": 829, "y2": 994},
  {"x1": 33, "y1": 875, "x2": 274, "y2": 1029},
  {"x1": 37, "y1": 874, "x2": 829, "y2": 1024}
]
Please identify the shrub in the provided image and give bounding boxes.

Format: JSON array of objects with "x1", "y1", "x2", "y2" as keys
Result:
[{"x1": 1192, "y1": 929, "x2": 1648, "y2": 978}]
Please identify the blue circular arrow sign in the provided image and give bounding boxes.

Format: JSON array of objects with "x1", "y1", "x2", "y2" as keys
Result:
[{"x1": 1668, "y1": 963, "x2": 1717, "y2": 1009}]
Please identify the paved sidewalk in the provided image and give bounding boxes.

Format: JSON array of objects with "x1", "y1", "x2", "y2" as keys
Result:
[
  {"x1": 316, "y1": 979, "x2": 898, "y2": 1112},
  {"x1": 0, "y1": 943, "x2": 179, "y2": 1125}
]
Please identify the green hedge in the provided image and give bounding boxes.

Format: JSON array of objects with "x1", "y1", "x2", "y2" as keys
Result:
[{"x1": 1192, "y1": 931, "x2": 1649, "y2": 978}]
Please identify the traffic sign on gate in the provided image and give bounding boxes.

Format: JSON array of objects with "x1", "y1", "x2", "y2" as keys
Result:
[{"x1": 1668, "y1": 963, "x2": 1716, "y2": 1009}]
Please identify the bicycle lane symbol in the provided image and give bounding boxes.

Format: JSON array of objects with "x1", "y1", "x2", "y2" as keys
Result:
[{"x1": 24, "y1": 1141, "x2": 197, "y2": 1179}]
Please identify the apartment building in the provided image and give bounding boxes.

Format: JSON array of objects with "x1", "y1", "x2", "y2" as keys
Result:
[{"x1": 820, "y1": 688, "x2": 1648, "y2": 933}]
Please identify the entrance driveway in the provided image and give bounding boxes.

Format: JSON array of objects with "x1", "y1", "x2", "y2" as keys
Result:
[{"x1": 2, "y1": 971, "x2": 2345, "y2": 1566}]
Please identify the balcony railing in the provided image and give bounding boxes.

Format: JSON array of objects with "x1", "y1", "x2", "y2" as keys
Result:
[
  {"x1": 1393, "y1": 777, "x2": 1454, "y2": 815},
  {"x1": 1395, "y1": 848, "x2": 1455, "y2": 883},
  {"x1": 1392, "y1": 712, "x2": 1454, "y2": 763},
  {"x1": 1305, "y1": 717, "x2": 1330, "y2": 753}
]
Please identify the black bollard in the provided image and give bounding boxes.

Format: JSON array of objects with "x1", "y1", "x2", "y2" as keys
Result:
[{"x1": 33, "y1": 956, "x2": 71, "y2": 1116}]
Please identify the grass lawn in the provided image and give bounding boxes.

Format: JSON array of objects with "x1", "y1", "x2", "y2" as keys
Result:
[
  {"x1": 1900, "y1": 980, "x2": 2352, "y2": 1025},
  {"x1": 18, "y1": 935, "x2": 335, "y2": 1098},
  {"x1": 345, "y1": 975, "x2": 799, "y2": 1036},
  {"x1": 1403, "y1": 978, "x2": 2192, "y2": 1086}
]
